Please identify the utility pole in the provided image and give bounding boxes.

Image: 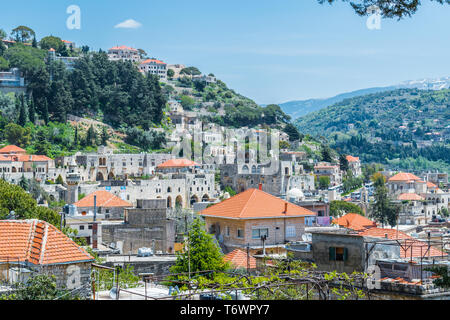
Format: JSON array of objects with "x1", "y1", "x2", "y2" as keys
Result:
[{"x1": 247, "y1": 243, "x2": 250, "y2": 275}]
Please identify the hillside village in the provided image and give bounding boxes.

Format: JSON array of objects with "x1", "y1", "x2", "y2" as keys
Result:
[{"x1": 0, "y1": 25, "x2": 449, "y2": 301}]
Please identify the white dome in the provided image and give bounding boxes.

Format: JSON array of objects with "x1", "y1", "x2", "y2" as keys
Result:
[{"x1": 287, "y1": 188, "x2": 304, "y2": 200}]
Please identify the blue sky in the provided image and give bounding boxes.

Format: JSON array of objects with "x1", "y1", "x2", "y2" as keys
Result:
[{"x1": 1, "y1": 0, "x2": 450, "y2": 104}]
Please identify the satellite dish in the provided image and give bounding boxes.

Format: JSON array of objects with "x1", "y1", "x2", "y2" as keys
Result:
[{"x1": 109, "y1": 287, "x2": 118, "y2": 300}]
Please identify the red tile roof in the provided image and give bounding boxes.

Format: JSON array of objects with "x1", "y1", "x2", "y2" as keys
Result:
[
  {"x1": 109, "y1": 45, "x2": 138, "y2": 51},
  {"x1": 358, "y1": 228, "x2": 444, "y2": 258},
  {"x1": 332, "y1": 213, "x2": 377, "y2": 231},
  {"x1": 74, "y1": 190, "x2": 132, "y2": 208},
  {"x1": 0, "y1": 220, "x2": 94, "y2": 265},
  {"x1": 140, "y1": 58, "x2": 166, "y2": 65},
  {"x1": 16, "y1": 155, "x2": 52, "y2": 162},
  {"x1": 0, "y1": 145, "x2": 26, "y2": 154},
  {"x1": 346, "y1": 155, "x2": 360, "y2": 162},
  {"x1": 426, "y1": 181, "x2": 438, "y2": 189},
  {"x1": 388, "y1": 172, "x2": 422, "y2": 182},
  {"x1": 157, "y1": 158, "x2": 200, "y2": 169},
  {"x1": 200, "y1": 188, "x2": 316, "y2": 220},
  {"x1": 397, "y1": 193, "x2": 424, "y2": 201},
  {"x1": 224, "y1": 249, "x2": 256, "y2": 269}
]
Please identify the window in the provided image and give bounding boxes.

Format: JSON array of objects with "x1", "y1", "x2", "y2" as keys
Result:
[
  {"x1": 286, "y1": 226, "x2": 296, "y2": 238},
  {"x1": 225, "y1": 226, "x2": 230, "y2": 237},
  {"x1": 252, "y1": 228, "x2": 269, "y2": 239},
  {"x1": 88, "y1": 225, "x2": 93, "y2": 230},
  {"x1": 237, "y1": 229, "x2": 244, "y2": 239},
  {"x1": 79, "y1": 225, "x2": 85, "y2": 230},
  {"x1": 329, "y1": 247, "x2": 348, "y2": 261}
]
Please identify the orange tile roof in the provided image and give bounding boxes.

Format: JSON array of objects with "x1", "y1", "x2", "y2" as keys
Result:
[
  {"x1": 397, "y1": 193, "x2": 424, "y2": 201},
  {"x1": 0, "y1": 145, "x2": 26, "y2": 154},
  {"x1": 388, "y1": 172, "x2": 422, "y2": 182},
  {"x1": 74, "y1": 190, "x2": 132, "y2": 208},
  {"x1": 346, "y1": 155, "x2": 360, "y2": 162},
  {"x1": 157, "y1": 158, "x2": 200, "y2": 169},
  {"x1": 200, "y1": 188, "x2": 316, "y2": 219},
  {"x1": 332, "y1": 213, "x2": 376, "y2": 231},
  {"x1": 0, "y1": 220, "x2": 94, "y2": 265},
  {"x1": 358, "y1": 228, "x2": 444, "y2": 258},
  {"x1": 140, "y1": 58, "x2": 166, "y2": 65},
  {"x1": 16, "y1": 155, "x2": 52, "y2": 162},
  {"x1": 426, "y1": 181, "x2": 438, "y2": 189},
  {"x1": 109, "y1": 45, "x2": 138, "y2": 51},
  {"x1": 224, "y1": 249, "x2": 256, "y2": 269}
]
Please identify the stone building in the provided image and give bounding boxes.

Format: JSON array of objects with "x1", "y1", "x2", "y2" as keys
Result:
[
  {"x1": 102, "y1": 199, "x2": 175, "y2": 254},
  {"x1": 54, "y1": 147, "x2": 173, "y2": 182},
  {"x1": 73, "y1": 190, "x2": 133, "y2": 220},
  {"x1": 200, "y1": 188, "x2": 317, "y2": 255},
  {"x1": 107, "y1": 45, "x2": 140, "y2": 62},
  {"x1": 0, "y1": 220, "x2": 94, "y2": 298}
]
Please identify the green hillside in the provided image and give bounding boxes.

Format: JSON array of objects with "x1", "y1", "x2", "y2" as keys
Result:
[{"x1": 294, "y1": 88, "x2": 450, "y2": 172}]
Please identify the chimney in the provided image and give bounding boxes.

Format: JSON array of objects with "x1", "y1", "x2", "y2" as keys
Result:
[
  {"x1": 258, "y1": 183, "x2": 262, "y2": 190},
  {"x1": 284, "y1": 202, "x2": 288, "y2": 214},
  {"x1": 92, "y1": 222, "x2": 98, "y2": 249}
]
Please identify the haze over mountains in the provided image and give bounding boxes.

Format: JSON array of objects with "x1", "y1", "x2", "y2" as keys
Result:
[{"x1": 277, "y1": 77, "x2": 450, "y2": 119}]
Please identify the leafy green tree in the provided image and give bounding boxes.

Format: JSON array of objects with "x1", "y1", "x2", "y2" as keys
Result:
[
  {"x1": 28, "y1": 97, "x2": 36, "y2": 124},
  {"x1": 170, "y1": 218, "x2": 229, "y2": 274},
  {"x1": 17, "y1": 93, "x2": 27, "y2": 126},
  {"x1": 0, "y1": 179, "x2": 54, "y2": 221},
  {"x1": 339, "y1": 154, "x2": 349, "y2": 172},
  {"x1": 18, "y1": 175, "x2": 29, "y2": 191},
  {"x1": 55, "y1": 174, "x2": 64, "y2": 185},
  {"x1": 371, "y1": 177, "x2": 399, "y2": 227},
  {"x1": 3, "y1": 43, "x2": 46, "y2": 76},
  {"x1": 4, "y1": 123, "x2": 31, "y2": 147},
  {"x1": 284, "y1": 123, "x2": 301, "y2": 142},
  {"x1": 320, "y1": 144, "x2": 334, "y2": 163},
  {"x1": 330, "y1": 200, "x2": 364, "y2": 217},
  {"x1": 180, "y1": 95, "x2": 195, "y2": 110},
  {"x1": 39, "y1": 35, "x2": 64, "y2": 52},
  {"x1": 34, "y1": 128, "x2": 51, "y2": 155},
  {"x1": 100, "y1": 126, "x2": 108, "y2": 146},
  {"x1": 318, "y1": 0, "x2": 450, "y2": 19},
  {"x1": 180, "y1": 66, "x2": 201, "y2": 76},
  {"x1": 318, "y1": 176, "x2": 330, "y2": 190},
  {"x1": 0, "y1": 274, "x2": 82, "y2": 300},
  {"x1": 85, "y1": 124, "x2": 97, "y2": 147},
  {"x1": 263, "y1": 104, "x2": 291, "y2": 125},
  {"x1": 167, "y1": 68, "x2": 175, "y2": 78},
  {"x1": 0, "y1": 57, "x2": 9, "y2": 71},
  {"x1": 11, "y1": 26, "x2": 35, "y2": 43}
]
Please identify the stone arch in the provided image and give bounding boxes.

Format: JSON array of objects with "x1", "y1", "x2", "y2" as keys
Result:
[
  {"x1": 108, "y1": 172, "x2": 115, "y2": 180},
  {"x1": 167, "y1": 196, "x2": 172, "y2": 208},
  {"x1": 202, "y1": 194, "x2": 209, "y2": 202},
  {"x1": 190, "y1": 195, "x2": 199, "y2": 205},
  {"x1": 251, "y1": 165, "x2": 257, "y2": 174},
  {"x1": 242, "y1": 165, "x2": 249, "y2": 174},
  {"x1": 96, "y1": 172, "x2": 104, "y2": 181},
  {"x1": 175, "y1": 195, "x2": 183, "y2": 208}
]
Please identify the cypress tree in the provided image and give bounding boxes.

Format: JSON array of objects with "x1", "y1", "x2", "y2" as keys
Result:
[
  {"x1": 28, "y1": 97, "x2": 36, "y2": 124},
  {"x1": 18, "y1": 94, "x2": 27, "y2": 126}
]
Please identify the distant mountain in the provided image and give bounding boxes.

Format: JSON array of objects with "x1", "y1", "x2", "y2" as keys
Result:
[
  {"x1": 279, "y1": 77, "x2": 450, "y2": 119},
  {"x1": 293, "y1": 88, "x2": 450, "y2": 172}
]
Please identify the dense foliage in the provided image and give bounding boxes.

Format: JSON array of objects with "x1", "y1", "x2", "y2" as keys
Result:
[{"x1": 295, "y1": 89, "x2": 450, "y2": 172}]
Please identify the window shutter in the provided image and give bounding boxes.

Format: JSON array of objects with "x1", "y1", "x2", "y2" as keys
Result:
[
  {"x1": 343, "y1": 248, "x2": 348, "y2": 261},
  {"x1": 329, "y1": 247, "x2": 336, "y2": 261}
]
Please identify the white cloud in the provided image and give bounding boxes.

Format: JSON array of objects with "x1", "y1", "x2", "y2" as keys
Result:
[{"x1": 114, "y1": 19, "x2": 142, "y2": 29}]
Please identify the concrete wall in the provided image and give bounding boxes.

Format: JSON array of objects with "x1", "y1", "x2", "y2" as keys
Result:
[{"x1": 311, "y1": 232, "x2": 365, "y2": 274}]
